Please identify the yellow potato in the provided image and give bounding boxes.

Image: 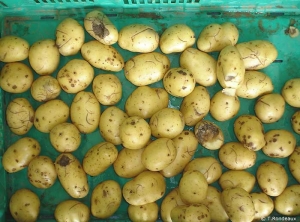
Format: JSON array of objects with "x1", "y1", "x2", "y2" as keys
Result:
[
  {"x1": 128, "y1": 202, "x2": 159, "y2": 222},
  {"x1": 250, "y1": 192, "x2": 274, "y2": 220},
  {"x1": 31, "y1": 75, "x2": 61, "y2": 102},
  {"x1": 291, "y1": 111, "x2": 300, "y2": 134},
  {"x1": 281, "y1": 78, "x2": 300, "y2": 107},
  {"x1": 289, "y1": 147, "x2": 300, "y2": 183},
  {"x1": 54, "y1": 200, "x2": 90, "y2": 222},
  {"x1": 0, "y1": 35, "x2": 29, "y2": 62},
  {"x1": 171, "y1": 204, "x2": 210, "y2": 222}
]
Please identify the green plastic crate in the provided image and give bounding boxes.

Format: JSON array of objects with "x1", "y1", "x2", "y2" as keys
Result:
[{"x1": 0, "y1": 0, "x2": 300, "y2": 221}]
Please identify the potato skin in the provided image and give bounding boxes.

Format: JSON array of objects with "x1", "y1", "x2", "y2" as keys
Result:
[
  {"x1": 281, "y1": 78, "x2": 300, "y2": 107},
  {"x1": 31, "y1": 75, "x2": 61, "y2": 102},
  {"x1": 274, "y1": 185, "x2": 300, "y2": 216},
  {"x1": 291, "y1": 111, "x2": 300, "y2": 134},
  {"x1": 128, "y1": 202, "x2": 159, "y2": 222},
  {"x1": 250, "y1": 192, "x2": 274, "y2": 220},
  {"x1": 289, "y1": 147, "x2": 300, "y2": 183},
  {"x1": 54, "y1": 200, "x2": 90, "y2": 222},
  {"x1": 0, "y1": 35, "x2": 29, "y2": 62},
  {"x1": 171, "y1": 204, "x2": 210, "y2": 222}
]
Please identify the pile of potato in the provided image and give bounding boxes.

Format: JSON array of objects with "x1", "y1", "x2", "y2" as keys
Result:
[{"x1": 1, "y1": 9, "x2": 300, "y2": 222}]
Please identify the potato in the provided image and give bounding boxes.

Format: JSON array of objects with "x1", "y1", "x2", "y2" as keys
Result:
[
  {"x1": 180, "y1": 47, "x2": 217, "y2": 86},
  {"x1": 256, "y1": 160, "x2": 288, "y2": 197},
  {"x1": 91, "y1": 180, "x2": 122, "y2": 219},
  {"x1": 236, "y1": 40, "x2": 278, "y2": 70},
  {"x1": 70, "y1": 91, "x2": 100, "y2": 134},
  {"x1": 210, "y1": 90, "x2": 240, "y2": 121},
  {"x1": 291, "y1": 111, "x2": 300, "y2": 134},
  {"x1": 54, "y1": 153, "x2": 89, "y2": 198},
  {"x1": 31, "y1": 75, "x2": 61, "y2": 102},
  {"x1": 197, "y1": 22, "x2": 239, "y2": 52},
  {"x1": 6, "y1": 97, "x2": 34, "y2": 135},
  {"x1": 160, "y1": 24, "x2": 195, "y2": 54},
  {"x1": 57, "y1": 59, "x2": 94, "y2": 93},
  {"x1": 183, "y1": 157, "x2": 222, "y2": 184},
  {"x1": 221, "y1": 187, "x2": 255, "y2": 222},
  {"x1": 2, "y1": 137, "x2": 40, "y2": 173},
  {"x1": 124, "y1": 52, "x2": 170, "y2": 86},
  {"x1": 55, "y1": 18, "x2": 85, "y2": 56},
  {"x1": 149, "y1": 108, "x2": 185, "y2": 139},
  {"x1": 254, "y1": 93, "x2": 285, "y2": 123},
  {"x1": 219, "y1": 142, "x2": 256, "y2": 170},
  {"x1": 81, "y1": 40, "x2": 124, "y2": 71},
  {"x1": 125, "y1": 86, "x2": 169, "y2": 119},
  {"x1": 83, "y1": 142, "x2": 118, "y2": 176},
  {"x1": 250, "y1": 192, "x2": 274, "y2": 220},
  {"x1": 54, "y1": 200, "x2": 90, "y2": 222},
  {"x1": 216, "y1": 45, "x2": 245, "y2": 96},
  {"x1": 142, "y1": 138, "x2": 176, "y2": 171},
  {"x1": 0, "y1": 35, "x2": 29, "y2": 62},
  {"x1": 274, "y1": 184, "x2": 300, "y2": 216},
  {"x1": 119, "y1": 116, "x2": 151, "y2": 150},
  {"x1": 122, "y1": 170, "x2": 166, "y2": 205},
  {"x1": 118, "y1": 24, "x2": 159, "y2": 53},
  {"x1": 29, "y1": 39, "x2": 60, "y2": 75},
  {"x1": 128, "y1": 202, "x2": 159, "y2": 222},
  {"x1": 0, "y1": 62, "x2": 33, "y2": 93},
  {"x1": 236, "y1": 70, "x2": 274, "y2": 99},
  {"x1": 49, "y1": 122, "x2": 81, "y2": 153},
  {"x1": 27, "y1": 156, "x2": 57, "y2": 189},
  {"x1": 84, "y1": 10, "x2": 118, "y2": 45},
  {"x1": 34, "y1": 99, "x2": 69, "y2": 133},
  {"x1": 92, "y1": 74, "x2": 122, "y2": 105},
  {"x1": 233, "y1": 114, "x2": 265, "y2": 151},
  {"x1": 160, "y1": 130, "x2": 198, "y2": 178},
  {"x1": 163, "y1": 67, "x2": 196, "y2": 97},
  {"x1": 281, "y1": 78, "x2": 300, "y2": 107},
  {"x1": 99, "y1": 106, "x2": 128, "y2": 145},
  {"x1": 194, "y1": 120, "x2": 224, "y2": 150},
  {"x1": 289, "y1": 147, "x2": 300, "y2": 183},
  {"x1": 262, "y1": 129, "x2": 296, "y2": 158},
  {"x1": 180, "y1": 86, "x2": 210, "y2": 126},
  {"x1": 9, "y1": 188, "x2": 40, "y2": 222},
  {"x1": 170, "y1": 204, "x2": 210, "y2": 222},
  {"x1": 218, "y1": 170, "x2": 256, "y2": 193}
]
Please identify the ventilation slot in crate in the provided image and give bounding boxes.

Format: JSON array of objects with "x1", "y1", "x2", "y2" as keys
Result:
[{"x1": 34, "y1": 0, "x2": 95, "y2": 3}]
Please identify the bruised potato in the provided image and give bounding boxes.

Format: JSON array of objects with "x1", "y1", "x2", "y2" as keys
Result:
[
  {"x1": 31, "y1": 76, "x2": 61, "y2": 102},
  {"x1": 54, "y1": 200, "x2": 90, "y2": 222},
  {"x1": 0, "y1": 35, "x2": 29, "y2": 62}
]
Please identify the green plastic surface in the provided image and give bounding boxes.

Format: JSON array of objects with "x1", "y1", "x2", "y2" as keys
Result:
[{"x1": 0, "y1": 1, "x2": 300, "y2": 221}]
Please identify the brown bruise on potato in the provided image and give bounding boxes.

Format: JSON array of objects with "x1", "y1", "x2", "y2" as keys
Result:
[{"x1": 195, "y1": 120, "x2": 222, "y2": 145}]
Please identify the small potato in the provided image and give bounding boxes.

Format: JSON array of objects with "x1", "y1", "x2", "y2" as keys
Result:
[
  {"x1": 289, "y1": 147, "x2": 300, "y2": 183},
  {"x1": 2, "y1": 137, "x2": 41, "y2": 173},
  {"x1": 70, "y1": 91, "x2": 100, "y2": 134},
  {"x1": 99, "y1": 106, "x2": 128, "y2": 145},
  {"x1": 120, "y1": 116, "x2": 151, "y2": 150},
  {"x1": 210, "y1": 90, "x2": 240, "y2": 121},
  {"x1": 219, "y1": 142, "x2": 256, "y2": 170},
  {"x1": 149, "y1": 108, "x2": 185, "y2": 139},
  {"x1": 236, "y1": 40, "x2": 278, "y2": 70},
  {"x1": 91, "y1": 180, "x2": 122, "y2": 219},
  {"x1": 250, "y1": 192, "x2": 274, "y2": 220},
  {"x1": 254, "y1": 93, "x2": 285, "y2": 123},
  {"x1": 57, "y1": 59, "x2": 94, "y2": 93},
  {"x1": 163, "y1": 67, "x2": 196, "y2": 98},
  {"x1": 128, "y1": 202, "x2": 159, "y2": 222},
  {"x1": 9, "y1": 188, "x2": 40, "y2": 222},
  {"x1": 29, "y1": 39, "x2": 60, "y2": 75},
  {"x1": 84, "y1": 10, "x2": 118, "y2": 45},
  {"x1": 194, "y1": 120, "x2": 224, "y2": 150},
  {"x1": 281, "y1": 78, "x2": 300, "y2": 107},
  {"x1": 54, "y1": 153, "x2": 89, "y2": 198},
  {"x1": 262, "y1": 129, "x2": 296, "y2": 158},
  {"x1": 122, "y1": 170, "x2": 166, "y2": 206},
  {"x1": 171, "y1": 204, "x2": 210, "y2": 222},
  {"x1": 118, "y1": 24, "x2": 159, "y2": 53},
  {"x1": 180, "y1": 86, "x2": 210, "y2": 126},
  {"x1": 125, "y1": 86, "x2": 169, "y2": 119},
  {"x1": 49, "y1": 122, "x2": 81, "y2": 153},
  {"x1": 31, "y1": 76, "x2": 61, "y2": 102},
  {"x1": 236, "y1": 70, "x2": 274, "y2": 99},
  {"x1": 256, "y1": 160, "x2": 288, "y2": 197},
  {"x1": 0, "y1": 35, "x2": 29, "y2": 62},
  {"x1": 55, "y1": 18, "x2": 85, "y2": 56},
  {"x1": 54, "y1": 200, "x2": 90, "y2": 222},
  {"x1": 180, "y1": 47, "x2": 217, "y2": 86},
  {"x1": 34, "y1": 99, "x2": 69, "y2": 133},
  {"x1": 81, "y1": 40, "x2": 124, "y2": 71},
  {"x1": 92, "y1": 74, "x2": 122, "y2": 105},
  {"x1": 124, "y1": 52, "x2": 170, "y2": 86},
  {"x1": 27, "y1": 156, "x2": 57, "y2": 189},
  {"x1": 291, "y1": 111, "x2": 300, "y2": 134},
  {"x1": 6, "y1": 97, "x2": 34, "y2": 135},
  {"x1": 0, "y1": 62, "x2": 33, "y2": 93},
  {"x1": 83, "y1": 142, "x2": 118, "y2": 176},
  {"x1": 160, "y1": 24, "x2": 195, "y2": 54}
]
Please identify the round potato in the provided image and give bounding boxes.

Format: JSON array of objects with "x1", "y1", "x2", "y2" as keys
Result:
[
  {"x1": 0, "y1": 35, "x2": 29, "y2": 62},
  {"x1": 27, "y1": 156, "x2": 57, "y2": 189},
  {"x1": 92, "y1": 74, "x2": 122, "y2": 105},
  {"x1": 281, "y1": 78, "x2": 300, "y2": 107},
  {"x1": 6, "y1": 97, "x2": 34, "y2": 135},
  {"x1": 250, "y1": 192, "x2": 274, "y2": 220},
  {"x1": 0, "y1": 62, "x2": 33, "y2": 93},
  {"x1": 54, "y1": 200, "x2": 90, "y2": 222},
  {"x1": 171, "y1": 204, "x2": 210, "y2": 222},
  {"x1": 128, "y1": 202, "x2": 159, "y2": 222},
  {"x1": 291, "y1": 111, "x2": 300, "y2": 134},
  {"x1": 289, "y1": 147, "x2": 300, "y2": 183},
  {"x1": 31, "y1": 75, "x2": 61, "y2": 102}
]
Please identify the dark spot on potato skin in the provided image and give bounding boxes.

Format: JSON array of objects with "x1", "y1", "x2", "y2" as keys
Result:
[{"x1": 57, "y1": 155, "x2": 71, "y2": 167}]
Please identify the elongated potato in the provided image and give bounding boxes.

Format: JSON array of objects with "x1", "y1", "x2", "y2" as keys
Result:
[
  {"x1": 0, "y1": 35, "x2": 29, "y2": 62},
  {"x1": 54, "y1": 200, "x2": 90, "y2": 222},
  {"x1": 128, "y1": 202, "x2": 159, "y2": 222}
]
